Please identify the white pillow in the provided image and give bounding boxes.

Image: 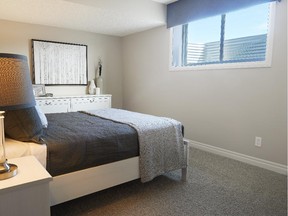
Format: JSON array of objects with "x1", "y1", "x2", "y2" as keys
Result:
[{"x1": 35, "y1": 105, "x2": 48, "y2": 128}]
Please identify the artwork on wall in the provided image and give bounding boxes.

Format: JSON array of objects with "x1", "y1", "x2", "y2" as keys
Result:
[{"x1": 32, "y1": 39, "x2": 88, "y2": 85}]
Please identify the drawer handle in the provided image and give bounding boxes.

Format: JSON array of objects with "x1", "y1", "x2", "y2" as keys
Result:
[{"x1": 45, "y1": 101, "x2": 52, "y2": 105}]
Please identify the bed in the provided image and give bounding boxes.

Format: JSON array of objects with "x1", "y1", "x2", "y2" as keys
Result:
[{"x1": 5, "y1": 108, "x2": 188, "y2": 206}]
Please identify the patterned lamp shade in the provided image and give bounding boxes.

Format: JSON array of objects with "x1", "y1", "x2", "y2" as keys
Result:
[
  {"x1": 0, "y1": 53, "x2": 36, "y2": 180},
  {"x1": 0, "y1": 53, "x2": 35, "y2": 110}
]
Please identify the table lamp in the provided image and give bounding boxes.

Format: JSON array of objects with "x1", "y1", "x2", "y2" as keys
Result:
[{"x1": 0, "y1": 53, "x2": 36, "y2": 180}]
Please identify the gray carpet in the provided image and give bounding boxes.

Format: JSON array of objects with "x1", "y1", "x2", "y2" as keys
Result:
[{"x1": 51, "y1": 147, "x2": 287, "y2": 216}]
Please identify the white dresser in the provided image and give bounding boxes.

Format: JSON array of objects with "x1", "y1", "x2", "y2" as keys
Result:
[{"x1": 36, "y1": 95, "x2": 112, "y2": 114}]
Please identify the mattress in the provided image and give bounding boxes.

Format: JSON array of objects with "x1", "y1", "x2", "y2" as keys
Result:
[{"x1": 5, "y1": 138, "x2": 47, "y2": 167}]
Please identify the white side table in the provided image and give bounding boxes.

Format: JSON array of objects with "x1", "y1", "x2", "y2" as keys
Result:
[{"x1": 0, "y1": 156, "x2": 52, "y2": 216}]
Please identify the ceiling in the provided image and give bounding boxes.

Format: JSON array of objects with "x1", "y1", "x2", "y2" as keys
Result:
[{"x1": 0, "y1": 0, "x2": 177, "y2": 37}]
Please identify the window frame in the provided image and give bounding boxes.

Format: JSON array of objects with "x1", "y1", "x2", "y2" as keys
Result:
[{"x1": 169, "y1": 2, "x2": 276, "y2": 71}]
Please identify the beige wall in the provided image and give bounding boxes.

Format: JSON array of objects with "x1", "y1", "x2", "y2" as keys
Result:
[
  {"x1": 0, "y1": 20, "x2": 123, "y2": 108},
  {"x1": 122, "y1": 1, "x2": 287, "y2": 165},
  {"x1": 1, "y1": 3, "x2": 286, "y2": 166}
]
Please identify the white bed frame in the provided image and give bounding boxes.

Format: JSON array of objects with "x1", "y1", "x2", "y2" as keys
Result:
[
  {"x1": 34, "y1": 97, "x2": 189, "y2": 206},
  {"x1": 50, "y1": 141, "x2": 189, "y2": 206},
  {"x1": 5, "y1": 131, "x2": 189, "y2": 206}
]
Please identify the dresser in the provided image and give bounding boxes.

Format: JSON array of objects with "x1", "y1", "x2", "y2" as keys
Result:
[{"x1": 36, "y1": 95, "x2": 112, "y2": 114}]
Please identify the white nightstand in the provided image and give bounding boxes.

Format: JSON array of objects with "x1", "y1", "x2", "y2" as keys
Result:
[{"x1": 0, "y1": 156, "x2": 52, "y2": 216}]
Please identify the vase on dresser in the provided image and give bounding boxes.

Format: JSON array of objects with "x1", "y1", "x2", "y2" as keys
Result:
[
  {"x1": 88, "y1": 80, "x2": 96, "y2": 95},
  {"x1": 96, "y1": 58, "x2": 103, "y2": 94},
  {"x1": 96, "y1": 76, "x2": 103, "y2": 94}
]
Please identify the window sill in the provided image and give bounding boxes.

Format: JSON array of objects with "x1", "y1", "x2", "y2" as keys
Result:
[{"x1": 169, "y1": 60, "x2": 272, "y2": 71}]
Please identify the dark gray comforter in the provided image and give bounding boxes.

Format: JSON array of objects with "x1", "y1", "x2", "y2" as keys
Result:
[{"x1": 43, "y1": 112, "x2": 139, "y2": 176}]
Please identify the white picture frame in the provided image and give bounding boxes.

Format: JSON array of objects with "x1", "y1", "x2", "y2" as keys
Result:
[{"x1": 32, "y1": 84, "x2": 46, "y2": 97}]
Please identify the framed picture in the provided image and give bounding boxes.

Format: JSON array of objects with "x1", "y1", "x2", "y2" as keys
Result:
[
  {"x1": 32, "y1": 84, "x2": 46, "y2": 97},
  {"x1": 32, "y1": 39, "x2": 88, "y2": 85}
]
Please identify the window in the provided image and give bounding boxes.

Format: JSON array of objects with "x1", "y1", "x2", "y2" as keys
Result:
[{"x1": 170, "y1": 2, "x2": 275, "y2": 70}]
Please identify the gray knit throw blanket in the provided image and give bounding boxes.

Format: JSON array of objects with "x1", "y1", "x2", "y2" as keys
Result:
[{"x1": 85, "y1": 108, "x2": 186, "y2": 182}]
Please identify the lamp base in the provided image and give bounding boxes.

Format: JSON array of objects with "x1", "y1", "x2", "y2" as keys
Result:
[{"x1": 0, "y1": 163, "x2": 18, "y2": 180}]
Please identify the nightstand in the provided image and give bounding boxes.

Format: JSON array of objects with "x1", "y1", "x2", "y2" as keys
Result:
[{"x1": 0, "y1": 156, "x2": 52, "y2": 216}]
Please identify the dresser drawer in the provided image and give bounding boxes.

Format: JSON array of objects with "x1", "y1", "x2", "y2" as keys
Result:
[
  {"x1": 70, "y1": 96, "x2": 111, "y2": 112},
  {"x1": 36, "y1": 98, "x2": 70, "y2": 113}
]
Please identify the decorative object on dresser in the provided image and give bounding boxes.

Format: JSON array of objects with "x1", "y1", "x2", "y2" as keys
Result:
[
  {"x1": 32, "y1": 39, "x2": 88, "y2": 85},
  {"x1": 88, "y1": 79, "x2": 96, "y2": 95},
  {"x1": 95, "y1": 87, "x2": 100, "y2": 95},
  {"x1": 32, "y1": 84, "x2": 46, "y2": 97},
  {"x1": 0, "y1": 53, "x2": 36, "y2": 180},
  {"x1": 96, "y1": 58, "x2": 103, "y2": 94}
]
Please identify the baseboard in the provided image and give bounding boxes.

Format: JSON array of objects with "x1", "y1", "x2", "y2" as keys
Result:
[{"x1": 187, "y1": 139, "x2": 287, "y2": 175}]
